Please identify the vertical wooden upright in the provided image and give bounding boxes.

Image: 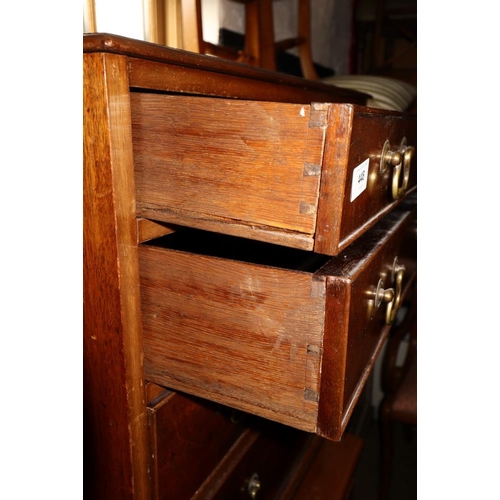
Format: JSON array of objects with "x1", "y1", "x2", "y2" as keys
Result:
[
  {"x1": 83, "y1": 52, "x2": 150, "y2": 499},
  {"x1": 244, "y1": 0, "x2": 277, "y2": 71}
]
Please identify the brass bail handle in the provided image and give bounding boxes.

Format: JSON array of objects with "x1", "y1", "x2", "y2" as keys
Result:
[
  {"x1": 247, "y1": 473, "x2": 261, "y2": 499},
  {"x1": 385, "y1": 259, "x2": 406, "y2": 325},
  {"x1": 380, "y1": 139, "x2": 415, "y2": 200},
  {"x1": 392, "y1": 145, "x2": 415, "y2": 200},
  {"x1": 374, "y1": 279, "x2": 395, "y2": 309},
  {"x1": 380, "y1": 139, "x2": 402, "y2": 174}
]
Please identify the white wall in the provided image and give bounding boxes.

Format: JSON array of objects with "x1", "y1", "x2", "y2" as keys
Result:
[
  {"x1": 202, "y1": 0, "x2": 221, "y2": 44},
  {"x1": 91, "y1": 0, "x2": 145, "y2": 40}
]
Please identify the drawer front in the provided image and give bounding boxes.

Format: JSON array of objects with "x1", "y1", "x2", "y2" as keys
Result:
[
  {"x1": 131, "y1": 94, "x2": 416, "y2": 255},
  {"x1": 148, "y1": 390, "x2": 249, "y2": 500},
  {"x1": 315, "y1": 105, "x2": 417, "y2": 255},
  {"x1": 194, "y1": 422, "x2": 311, "y2": 500},
  {"x1": 139, "y1": 197, "x2": 417, "y2": 441},
  {"x1": 316, "y1": 196, "x2": 417, "y2": 439}
]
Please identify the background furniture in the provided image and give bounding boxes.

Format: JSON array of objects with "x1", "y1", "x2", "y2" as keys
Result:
[
  {"x1": 180, "y1": 0, "x2": 319, "y2": 79},
  {"x1": 180, "y1": 0, "x2": 252, "y2": 63},
  {"x1": 353, "y1": 0, "x2": 417, "y2": 76},
  {"x1": 180, "y1": 0, "x2": 416, "y2": 112},
  {"x1": 371, "y1": 0, "x2": 417, "y2": 72},
  {"x1": 378, "y1": 280, "x2": 417, "y2": 499}
]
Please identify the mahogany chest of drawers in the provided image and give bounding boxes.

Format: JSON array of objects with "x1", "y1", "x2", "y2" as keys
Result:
[{"x1": 83, "y1": 33, "x2": 416, "y2": 499}]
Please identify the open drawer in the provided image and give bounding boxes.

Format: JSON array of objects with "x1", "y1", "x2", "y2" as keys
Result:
[
  {"x1": 131, "y1": 94, "x2": 416, "y2": 256},
  {"x1": 138, "y1": 195, "x2": 417, "y2": 441}
]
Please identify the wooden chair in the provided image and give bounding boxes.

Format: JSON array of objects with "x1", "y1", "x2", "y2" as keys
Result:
[
  {"x1": 179, "y1": 0, "x2": 417, "y2": 112},
  {"x1": 378, "y1": 281, "x2": 417, "y2": 500},
  {"x1": 180, "y1": 0, "x2": 319, "y2": 80},
  {"x1": 180, "y1": 0, "x2": 250, "y2": 64}
]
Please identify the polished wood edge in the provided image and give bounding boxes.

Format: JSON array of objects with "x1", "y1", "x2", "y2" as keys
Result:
[
  {"x1": 314, "y1": 104, "x2": 354, "y2": 256},
  {"x1": 316, "y1": 277, "x2": 351, "y2": 441},
  {"x1": 316, "y1": 197, "x2": 417, "y2": 277},
  {"x1": 190, "y1": 428, "x2": 260, "y2": 500},
  {"x1": 83, "y1": 33, "x2": 369, "y2": 102},
  {"x1": 136, "y1": 208, "x2": 315, "y2": 251},
  {"x1": 355, "y1": 105, "x2": 417, "y2": 118},
  {"x1": 336, "y1": 186, "x2": 417, "y2": 255},
  {"x1": 340, "y1": 271, "x2": 417, "y2": 434}
]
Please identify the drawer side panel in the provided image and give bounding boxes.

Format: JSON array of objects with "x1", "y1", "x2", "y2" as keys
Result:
[
  {"x1": 139, "y1": 247, "x2": 326, "y2": 431},
  {"x1": 132, "y1": 94, "x2": 324, "y2": 235}
]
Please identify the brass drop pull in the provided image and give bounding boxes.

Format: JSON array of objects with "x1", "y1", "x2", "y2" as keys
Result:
[
  {"x1": 380, "y1": 138, "x2": 415, "y2": 200},
  {"x1": 385, "y1": 258, "x2": 406, "y2": 325},
  {"x1": 380, "y1": 140, "x2": 403, "y2": 173},
  {"x1": 374, "y1": 279, "x2": 395, "y2": 309},
  {"x1": 392, "y1": 145, "x2": 414, "y2": 200},
  {"x1": 247, "y1": 473, "x2": 261, "y2": 499}
]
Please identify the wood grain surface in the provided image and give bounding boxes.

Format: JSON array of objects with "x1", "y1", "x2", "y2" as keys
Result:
[
  {"x1": 132, "y1": 94, "x2": 325, "y2": 244},
  {"x1": 83, "y1": 52, "x2": 150, "y2": 499},
  {"x1": 139, "y1": 243, "x2": 326, "y2": 431}
]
